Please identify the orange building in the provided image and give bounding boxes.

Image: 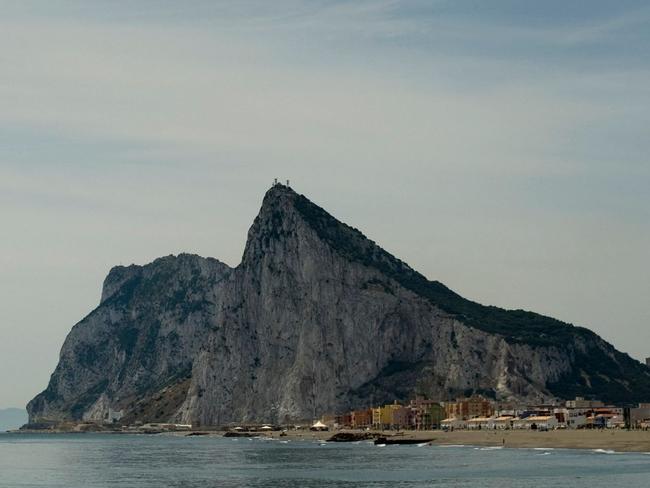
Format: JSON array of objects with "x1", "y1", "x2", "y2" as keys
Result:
[
  {"x1": 351, "y1": 409, "x2": 372, "y2": 429},
  {"x1": 446, "y1": 395, "x2": 494, "y2": 420},
  {"x1": 336, "y1": 413, "x2": 353, "y2": 428}
]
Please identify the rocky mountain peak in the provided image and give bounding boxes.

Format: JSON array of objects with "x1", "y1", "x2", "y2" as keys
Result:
[
  {"x1": 26, "y1": 186, "x2": 650, "y2": 426},
  {"x1": 240, "y1": 184, "x2": 301, "y2": 265},
  {"x1": 100, "y1": 254, "x2": 231, "y2": 305},
  {"x1": 242, "y1": 183, "x2": 412, "y2": 273}
]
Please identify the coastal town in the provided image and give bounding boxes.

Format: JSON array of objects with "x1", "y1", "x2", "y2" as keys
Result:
[
  {"x1": 314, "y1": 394, "x2": 650, "y2": 432},
  {"x1": 18, "y1": 393, "x2": 650, "y2": 436}
]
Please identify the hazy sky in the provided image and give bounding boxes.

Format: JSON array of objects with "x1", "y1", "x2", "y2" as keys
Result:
[{"x1": 1, "y1": 1, "x2": 649, "y2": 409}]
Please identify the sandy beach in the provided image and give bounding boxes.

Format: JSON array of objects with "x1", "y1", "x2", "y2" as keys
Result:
[
  {"x1": 15, "y1": 427, "x2": 650, "y2": 453},
  {"x1": 428, "y1": 429, "x2": 650, "y2": 452},
  {"x1": 258, "y1": 429, "x2": 650, "y2": 452}
]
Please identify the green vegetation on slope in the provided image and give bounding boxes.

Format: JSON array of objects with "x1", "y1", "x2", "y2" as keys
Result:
[
  {"x1": 292, "y1": 190, "x2": 650, "y2": 403},
  {"x1": 293, "y1": 192, "x2": 580, "y2": 347}
]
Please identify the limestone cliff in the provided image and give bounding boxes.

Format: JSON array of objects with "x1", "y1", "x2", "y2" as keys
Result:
[{"x1": 28, "y1": 185, "x2": 650, "y2": 425}]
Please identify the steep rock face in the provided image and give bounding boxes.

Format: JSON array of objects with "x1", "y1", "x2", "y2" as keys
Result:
[
  {"x1": 28, "y1": 185, "x2": 650, "y2": 425},
  {"x1": 28, "y1": 254, "x2": 230, "y2": 423},
  {"x1": 177, "y1": 189, "x2": 568, "y2": 425}
]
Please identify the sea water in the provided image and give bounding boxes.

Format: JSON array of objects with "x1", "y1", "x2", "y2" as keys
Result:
[{"x1": 1, "y1": 433, "x2": 649, "y2": 487}]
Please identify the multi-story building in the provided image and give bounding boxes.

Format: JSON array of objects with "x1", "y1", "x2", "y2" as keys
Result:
[
  {"x1": 628, "y1": 404, "x2": 650, "y2": 428},
  {"x1": 446, "y1": 395, "x2": 494, "y2": 420},
  {"x1": 336, "y1": 413, "x2": 352, "y2": 428},
  {"x1": 409, "y1": 398, "x2": 445, "y2": 430},
  {"x1": 371, "y1": 402, "x2": 411, "y2": 430},
  {"x1": 555, "y1": 408, "x2": 587, "y2": 428},
  {"x1": 351, "y1": 409, "x2": 372, "y2": 429},
  {"x1": 390, "y1": 405, "x2": 410, "y2": 429},
  {"x1": 379, "y1": 404, "x2": 399, "y2": 429},
  {"x1": 379, "y1": 405, "x2": 393, "y2": 429},
  {"x1": 565, "y1": 397, "x2": 604, "y2": 409},
  {"x1": 371, "y1": 407, "x2": 382, "y2": 429}
]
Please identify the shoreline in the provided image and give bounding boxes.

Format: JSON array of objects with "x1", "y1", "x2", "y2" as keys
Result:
[
  {"x1": 261, "y1": 429, "x2": 650, "y2": 453},
  {"x1": 428, "y1": 430, "x2": 650, "y2": 453},
  {"x1": 8, "y1": 428, "x2": 650, "y2": 453}
]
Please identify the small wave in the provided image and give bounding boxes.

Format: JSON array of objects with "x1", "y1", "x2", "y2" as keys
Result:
[
  {"x1": 376, "y1": 444, "x2": 387, "y2": 447},
  {"x1": 592, "y1": 449, "x2": 617, "y2": 454},
  {"x1": 417, "y1": 442, "x2": 429, "y2": 447},
  {"x1": 532, "y1": 448, "x2": 554, "y2": 451},
  {"x1": 439, "y1": 444, "x2": 466, "y2": 448},
  {"x1": 536, "y1": 452, "x2": 551, "y2": 456},
  {"x1": 479, "y1": 446, "x2": 503, "y2": 451}
]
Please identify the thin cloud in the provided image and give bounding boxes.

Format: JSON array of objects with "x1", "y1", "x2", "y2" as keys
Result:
[{"x1": 1, "y1": 1, "x2": 649, "y2": 408}]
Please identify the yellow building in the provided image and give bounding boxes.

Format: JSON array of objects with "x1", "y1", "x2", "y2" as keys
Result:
[
  {"x1": 376, "y1": 401, "x2": 408, "y2": 430},
  {"x1": 380, "y1": 405, "x2": 393, "y2": 428}
]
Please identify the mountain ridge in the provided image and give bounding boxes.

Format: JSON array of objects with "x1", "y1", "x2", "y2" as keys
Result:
[
  {"x1": 27, "y1": 184, "x2": 650, "y2": 425},
  {"x1": 291, "y1": 186, "x2": 650, "y2": 401}
]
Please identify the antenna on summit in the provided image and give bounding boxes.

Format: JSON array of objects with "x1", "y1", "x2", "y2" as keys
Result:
[{"x1": 271, "y1": 178, "x2": 290, "y2": 188}]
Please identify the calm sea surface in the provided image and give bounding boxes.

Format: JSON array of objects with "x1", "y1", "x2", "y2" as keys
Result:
[{"x1": 1, "y1": 433, "x2": 649, "y2": 487}]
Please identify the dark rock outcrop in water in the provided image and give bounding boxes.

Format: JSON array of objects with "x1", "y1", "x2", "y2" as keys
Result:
[
  {"x1": 28, "y1": 185, "x2": 650, "y2": 425},
  {"x1": 327, "y1": 432, "x2": 377, "y2": 442}
]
